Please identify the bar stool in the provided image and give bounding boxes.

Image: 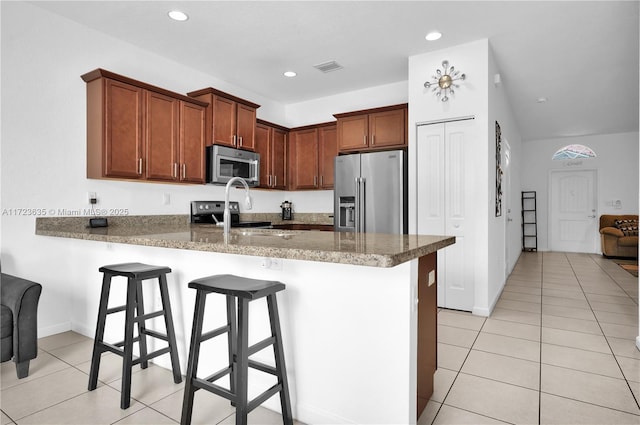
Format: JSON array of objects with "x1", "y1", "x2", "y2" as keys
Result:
[
  {"x1": 88, "y1": 263, "x2": 182, "y2": 409},
  {"x1": 181, "y1": 274, "x2": 292, "y2": 425}
]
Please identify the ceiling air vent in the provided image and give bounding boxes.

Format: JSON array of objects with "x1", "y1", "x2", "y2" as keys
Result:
[{"x1": 313, "y1": 60, "x2": 344, "y2": 73}]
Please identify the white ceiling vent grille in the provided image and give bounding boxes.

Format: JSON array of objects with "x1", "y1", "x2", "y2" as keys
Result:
[{"x1": 313, "y1": 60, "x2": 344, "y2": 73}]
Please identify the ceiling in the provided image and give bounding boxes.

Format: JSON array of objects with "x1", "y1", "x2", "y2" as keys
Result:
[{"x1": 31, "y1": 1, "x2": 639, "y2": 141}]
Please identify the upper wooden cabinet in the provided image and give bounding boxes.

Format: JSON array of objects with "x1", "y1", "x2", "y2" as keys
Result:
[
  {"x1": 255, "y1": 120, "x2": 288, "y2": 190},
  {"x1": 187, "y1": 88, "x2": 260, "y2": 152},
  {"x1": 82, "y1": 69, "x2": 207, "y2": 183},
  {"x1": 288, "y1": 123, "x2": 337, "y2": 191},
  {"x1": 334, "y1": 104, "x2": 407, "y2": 152}
]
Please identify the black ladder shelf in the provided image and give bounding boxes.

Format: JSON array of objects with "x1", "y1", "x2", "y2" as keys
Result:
[{"x1": 522, "y1": 191, "x2": 538, "y2": 252}]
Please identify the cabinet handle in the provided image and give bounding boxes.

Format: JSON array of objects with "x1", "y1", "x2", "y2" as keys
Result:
[
  {"x1": 274, "y1": 175, "x2": 277, "y2": 187},
  {"x1": 268, "y1": 175, "x2": 272, "y2": 186},
  {"x1": 371, "y1": 135, "x2": 375, "y2": 145},
  {"x1": 233, "y1": 135, "x2": 237, "y2": 146},
  {"x1": 239, "y1": 136, "x2": 243, "y2": 147},
  {"x1": 182, "y1": 164, "x2": 186, "y2": 179},
  {"x1": 173, "y1": 163, "x2": 178, "y2": 179},
  {"x1": 314, "y1": 176, "x2": 318, "y2": 187},
  {"x1": 320, "y1": 175, "x2": 324, "y2": 186},
  {"x1": 138, "y1": 158, "x2": 143, "y2": 175},
  {"x1": 363, "y1": 135, "x2": 367, "y2": 145}
]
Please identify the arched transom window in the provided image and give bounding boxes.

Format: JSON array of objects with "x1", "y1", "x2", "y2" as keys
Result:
[{"x1": 552, "y1": 144, "x2": 597, "y2": 160}]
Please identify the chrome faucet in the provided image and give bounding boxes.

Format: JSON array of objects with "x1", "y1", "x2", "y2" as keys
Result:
[{"x1": 223, "y1": 176, "x2": 252, "y2": 240}]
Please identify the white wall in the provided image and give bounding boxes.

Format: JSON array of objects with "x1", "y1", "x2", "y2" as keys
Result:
[{"x1": 521, "y1": 132, "x2": 639, "y2": 252}]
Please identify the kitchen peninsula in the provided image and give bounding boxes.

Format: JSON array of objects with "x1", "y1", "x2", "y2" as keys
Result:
[{"x1": 36, "y1": 215, "x2": 454, "y2": 424}]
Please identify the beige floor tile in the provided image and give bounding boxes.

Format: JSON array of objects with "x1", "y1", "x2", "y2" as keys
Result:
[
  {"x1": 594, "y1": 309, "x2": 638, "y2": 326},
  {"x1": 608, "y1": 336, "x2": 640, "y2": 360},
  {"x1": 542, "y1": 304, "x2": 596, "y2": 321},
  {"x1": 542, "y1": 287, "x2": 587, "y2": 300},
  {"x1": 433, "y1": 404, "x2": 510, "y2": 424},
  {"x1": 542, "y1": 314, "x2": 603, "y2": 335},
  {"x1": 218, "y1": 406, "x2": 303, "y2": 425},
  {"x1": 617, "y1": 355, "x2": 640, "y2": 383},
  {"x1": 48, "y1": 339, "x2": 95, "y2": 366},
  {"x1": 482, "y1": 318, "x2": 541, "y2": 342},
  {"x1": 113, "y1": 407, "x2": 178, "y2": 424},
  {"x1": 437, "y1": 325, "x2": 478, "y2": 349},
  {"x1": 541, "y1": 343, "x2": 623, "y2": 378},
  {"x1": 473, "y1": 332, "x2": 540, "y2": 362},
  {"x1": 541, "y1": 364, "x2": 640, "y2": 415},
  {"x1": 444, "y1": 373, "x2": 538, "y2": 424},
  {"x1": 17, "y1": 385, "x2": 145, "y2": 424},
  {"x1": 499, "y1": 291, "x2": 541, "y2": 304},
  {"x1": 589, "y1": 301, "x2": 638, "y2": 315},
  {"x1": 438, "y1": 309, "x2": 486, "y2": 331},
  {"x1": 0, "y1": 367, "x2": 92, "y2": 420},
  {"x1": 1, "y1": 411, "x2": 13, "y2": 425},
  {"x1": 151, "y1": 388, "x2": 235, "y2": 424},
  {"x1": 417, "y1": 400, "x2": 441, "y2": 425},
  {"x1": 431, "y1": 368, "x2": 457, "y2": 402},
  {"x1": 503, "y1": 284, "x2": 542, "y2": 296},
  {"x1": 540, "y1": 392, "x2": 640, "y2": 425},
  {"x1": 461, "y1": 349, "x2": 539, "y2": 390},
  {"x1": 495, "y1": 299, "x2": 541, "y2": 313},
  {"x1": 581, "y1": 284, "x2": 630, "y2": 297},
  {"x1": 543, "y1": 282, "x2": 581, "y2": 292},
  {"x1": 437, "y1": 343, "x2": 470, "y2": 371},
  {"x1": 600, "y1": 322, "x2": 639, "y2": 339},
  {"x1": 108, "y1": 364, "x2": 184, "y2": 406},
  {"x1": 0, "y1": 350, "x2": 71, "y2": 390},
  {"x1": 38, "y1": 331, "x2": 92, "y2": 351},
  {"x1": 586, "y1": 293, "x2": 637, "y2": 306},
  {"x1": 542, "y1": 327, "x2": 611, "y2": 354},
  {"x1": 542, "y1": 295, "x2": 591, "y2": 309},
  {"x1": 489, "y1": 307, "x2": 541, "y2": 326}
]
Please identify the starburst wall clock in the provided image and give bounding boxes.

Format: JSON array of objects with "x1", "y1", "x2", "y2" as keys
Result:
[{"x1": 423, "y1": 60, "x2": 466, "y2": 102}]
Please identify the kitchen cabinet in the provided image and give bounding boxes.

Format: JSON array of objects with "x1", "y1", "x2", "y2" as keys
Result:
[
  {"x1": 288, "y1": 122, "x2": 336, "y2": 190},
  {"x1": 82, "y1": 69, "x2": 207, "y2": 183},
  {"x1": 334, "y1": 104, "x2": 407, "y2": 152},
  {"x1": 255, "y1": 120, "x2": 288, "y2": 190},
  {"x1": 187, "y1": 87, "x2": 259, "y2": 151}
]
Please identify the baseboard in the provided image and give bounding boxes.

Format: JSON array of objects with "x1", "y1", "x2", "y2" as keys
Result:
[
  {"x1": 636, "y1": 336, "x2": 640, "y2": 352},
  {"x1": 297, "y1": 402, "x2": 357, "y2": 424},
  {"x1": 71, "y1": 323, "x2": 94, "y2": 339},
  {"x1": 38, "y1": 322, "x2": 71, "y2": 338}
]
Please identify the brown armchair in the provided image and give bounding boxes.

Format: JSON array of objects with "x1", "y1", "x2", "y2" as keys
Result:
[{"x1": 599, "y1": 215, "x2": 638, "y2": 259}]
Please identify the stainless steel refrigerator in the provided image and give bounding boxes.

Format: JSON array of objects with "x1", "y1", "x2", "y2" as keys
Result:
[{"x1": 334, "y1": 150, "x2": 407, "y2": 234}]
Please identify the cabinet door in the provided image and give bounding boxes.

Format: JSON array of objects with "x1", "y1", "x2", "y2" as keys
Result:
[
  {"x1": 212, "y1": 95, "x2": 237, "y2": 147},
  {"x1": 368, "y1": 108, "x2": 406, "y2": 149},
  {"x1": 337, "y1": 114, "x2": 368, "y2": 152},
  {"x1": 254, "y1": 123, "x2": 271, "y2": 188},
  {"x1": 318, "y1": 125, "x2": 337, "y2": 189},
  {"x1": 236, "y1": 103, "x2": 256, "y2": 151},
  {"x1": 271, "y1": 128, "x2": 287, "y2": 190},
  {"x1": 146, "y1": 91, "x2": 179, "y2": 181},
  {"x1": 289, "y1": 128, "x2": 318, "y2": 190},
  {"x1": 104, "y1": 79, "x2": 144, "y2": 178},
  {"x1": 180, "y1": 102, "x2": 206, "y2": 183}
]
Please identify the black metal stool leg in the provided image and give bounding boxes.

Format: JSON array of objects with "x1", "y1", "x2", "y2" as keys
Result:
[
  {"x1": 226, "y1": 295, "x2": 237, "y2": 406},
  {"x1": 135, "y1": 280, "x2": 149, "y2": 369},
  {"x1": 181, "y1": 290, "x2": 207, "y2": 425},
  {"x1": 88, "y1": 273, "x2": 112, "y2": 391},
  {"x1": 267, "y1": 294, "x2": 293, "y2": 425},
  {"x1": 235, "y1": 298, "x2": 250, "y2": 425},
  {"x1": 121, "y1": 278, "x2": 138, "y2": 409},
  {"x1": 159, "y1": 273, "x2": 182, "y2": 383}
]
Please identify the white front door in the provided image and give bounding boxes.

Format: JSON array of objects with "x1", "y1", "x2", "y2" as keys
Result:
[
  {"x1": 549, "y1": 169, "x2": 598, "y2": 253},
  {"x1": 416, "y1": 119, "x2": 475, "y2": 311}
]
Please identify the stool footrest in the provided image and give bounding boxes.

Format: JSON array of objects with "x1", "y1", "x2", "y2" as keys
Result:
[
  {"x1": 106, "y1": 305, "x2": 127, "y2": 314},
  {"x1": 200, "y1": 324, "x2": 230, "y2": 343},
  {"x1": 248, "y1": 359, "x2": 277, "y2": 376},
  {"x1": 143, "y1": 329, "x2": 169, "y2": 342},
  {"x1": 113, "y1": 336, "x2": 141, "y2": 348},
  {"x1": 133, "y1": 346, "x2": 170, "y2": 364},
  {"x1": 193, "y1": 377, "x2": 234, "y2": 401},
  {"x1": 134, "y1": 310, "x2": 165, "y2": 322},
  {"x1": 247, "y1": 383, "x2": 283, "y2": 414},
  {"x1": 98, "y1": 341, "x2": 126, "y2": 357},
  {"x1": 203, "y1": 366, "x2": 232, "y2": 384},
  {"x1": 248, "y1": 336, "x2": 275, "y2": 357}
]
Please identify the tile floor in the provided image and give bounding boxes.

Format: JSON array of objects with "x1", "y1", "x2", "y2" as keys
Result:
[{"x1": 1, "y1": 252, "x2": 638, "y2": 424}]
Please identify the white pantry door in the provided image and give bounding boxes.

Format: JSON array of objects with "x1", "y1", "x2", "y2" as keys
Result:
[
  {"x1": 416, "y1": 119, "x2": 475, "y2": 311},
  {"x1": 549, "y1": 169, "x2": 598, "y2": 253}
]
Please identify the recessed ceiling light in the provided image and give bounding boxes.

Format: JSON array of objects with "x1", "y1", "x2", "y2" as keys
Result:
[
  {"x1": 168, "y1": 10, "x2": 188, "y2": 21},
  {"x1": 425, "y1": 31, "x2": 442, "y2": 41},
  {"x1": 537, "y1": 97, "x2": 548, "y2": 103},
  {"x1": 283, "y1": 71, "x2": 297, "y2": 78}
]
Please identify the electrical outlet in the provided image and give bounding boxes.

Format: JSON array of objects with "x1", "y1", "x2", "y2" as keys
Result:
[
  {"x1": 88, "y1": 192, "x2": 97, "y2": 205},
  {"x1": 261, "y1": 257, "x2": 283, "y2": 270},
  {"x1": 162, "y1": 193, "x2": 170, "y2": 205}
]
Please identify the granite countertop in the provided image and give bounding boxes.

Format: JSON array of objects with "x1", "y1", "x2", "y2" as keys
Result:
[{"x1": 35, "y1": 215, "x2": 455, "y2": 268}]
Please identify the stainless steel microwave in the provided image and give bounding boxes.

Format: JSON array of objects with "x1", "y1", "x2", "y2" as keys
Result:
[{"x1": 206, "y1": 145, "x2": 260, "y2": 186}]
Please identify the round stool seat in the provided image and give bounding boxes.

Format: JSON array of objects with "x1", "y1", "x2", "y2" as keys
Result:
[
  {"x1": 99, "y1": 262, "x2": 172, "y2": 279},
  {"x1": 188, "y1": 274, "x2": 285, "y2": 300}
]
